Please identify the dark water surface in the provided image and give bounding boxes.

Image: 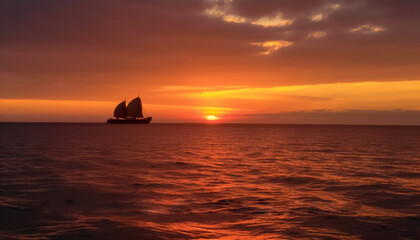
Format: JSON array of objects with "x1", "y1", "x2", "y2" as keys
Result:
[{"x1": 1, "y1": 123, "x2": 420, "y2": 239}]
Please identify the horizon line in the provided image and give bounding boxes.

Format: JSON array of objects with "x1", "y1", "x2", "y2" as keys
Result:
[{"x1": 1, "y1": 121, "x2": 419, "y2": 127}]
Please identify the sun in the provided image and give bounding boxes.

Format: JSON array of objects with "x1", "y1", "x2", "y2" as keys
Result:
[{"x1": 205, "y1": 115, "x2": 219, "y2": 121}]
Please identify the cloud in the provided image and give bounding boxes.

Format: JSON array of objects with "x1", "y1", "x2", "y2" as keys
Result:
[
  {"x1": 350, "y1": 24, "x2": 385, "y2": 33},
  {"x1": 251, "y1": 40, "x2": 294, "y2": 54},
  {"x1": 204, "y1": 0, "x2": 294, "y2": 27},
  {"x1": 309, "y1": 3, "x2": 341, "y2": 22},
  {"x1": 250, "y1": 13, "x2": 294, "y2": 27},
  {"x1": 307, "y1": 31, "x2": 327, "y2": 38},
  {"x1": 310, "y1": 13, "x2": 325, "y2": 22}
]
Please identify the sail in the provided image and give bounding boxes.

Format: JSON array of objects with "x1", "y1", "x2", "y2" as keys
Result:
[
  {"x1": 114, "y1": 101, "x2": 127, "y2": 118},
  {"x1": 127, "y1": 97, "x2": 143, "y2": 118}
]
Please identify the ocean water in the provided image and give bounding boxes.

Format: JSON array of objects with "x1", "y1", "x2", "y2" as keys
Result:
[{"x1": 0, "y1": 123, "x2": 419, "y2": 240}]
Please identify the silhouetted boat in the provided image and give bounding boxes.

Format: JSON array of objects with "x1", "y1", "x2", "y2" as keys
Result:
[{"x1": 107, "y1": 97, "x2": 152, "y2": 124}]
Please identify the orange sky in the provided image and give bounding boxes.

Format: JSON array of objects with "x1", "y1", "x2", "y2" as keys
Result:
[{"x1": 1, "y1": 0, "x2": 420, "y2": 124}]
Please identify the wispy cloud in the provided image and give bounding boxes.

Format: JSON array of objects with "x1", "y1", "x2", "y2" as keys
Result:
[
  {"x1": 310, "y1": 13, "x2": 324, "y2": 22},
  {"x1": 160, "y1": 85, "x2": 249, "y2": 92},
  {"x1": 160, "y1": 86, "x2": 214, "y2": 91},
  {"x1": 188, "y1": 85, "x2": 305, "y2": 100},
  {"x1": 205, "y1": 0, "x2": 294, "y2": 27},
  {"x1": 251, "y1": 40, "x2": 294, "y2": 55},
  {"x1": 184, "y1": 81, "x2": 420, "y2": 113},
  {"x1": 307, "y1": 31, "x2": 327, "y2": 39},
  {"x1": 251, "y1": 13, "x2": 294, "y2": 28},
  {"x1": 350, "y1": 24, "x2": 385, "y2": 33},
  {"x1": 309, "y1": 3, "x2": 341, "y2": 22}
]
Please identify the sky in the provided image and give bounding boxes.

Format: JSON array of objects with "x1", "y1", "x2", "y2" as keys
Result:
[{"x1": 1, "y1": 0, "x2": 420, "y2": 124}]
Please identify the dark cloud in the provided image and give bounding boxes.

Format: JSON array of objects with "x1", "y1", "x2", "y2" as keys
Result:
[
  {"x1": 0, "y1": 0, "x2": 419, "y2": 100},
  {"x1": 230, "y1": 0, "x2": 339, "y2": 18}
]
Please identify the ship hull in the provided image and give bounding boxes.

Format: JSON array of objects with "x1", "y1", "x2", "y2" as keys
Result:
[{"x1": 107, "y1": 117, "x2": 152, "y2": 124}]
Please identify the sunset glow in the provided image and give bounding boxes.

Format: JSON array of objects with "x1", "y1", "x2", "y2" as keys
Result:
[
  {"x1": 205, "y1": 115, "x2": 219, "y2": 121},
  {"x1": 0, "y1": 0, "x2": 419, "y2": 125},
  {"x1": 1, "y1": 80, "x2": 420, "y2": 124}
]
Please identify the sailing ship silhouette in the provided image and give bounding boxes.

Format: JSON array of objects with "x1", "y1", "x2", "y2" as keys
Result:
[{"x1": 107, "y1": 97, "x2": 152, "y2": 124}]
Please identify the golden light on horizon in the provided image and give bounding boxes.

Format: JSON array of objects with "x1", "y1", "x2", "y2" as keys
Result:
[{"x1": 205, "y1": 115, "x2": 219, "y2": 121}]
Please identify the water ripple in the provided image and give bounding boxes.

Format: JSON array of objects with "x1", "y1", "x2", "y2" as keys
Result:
[{"x1": 0, "y1": 123, "x2": 419, "y2": 239}]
